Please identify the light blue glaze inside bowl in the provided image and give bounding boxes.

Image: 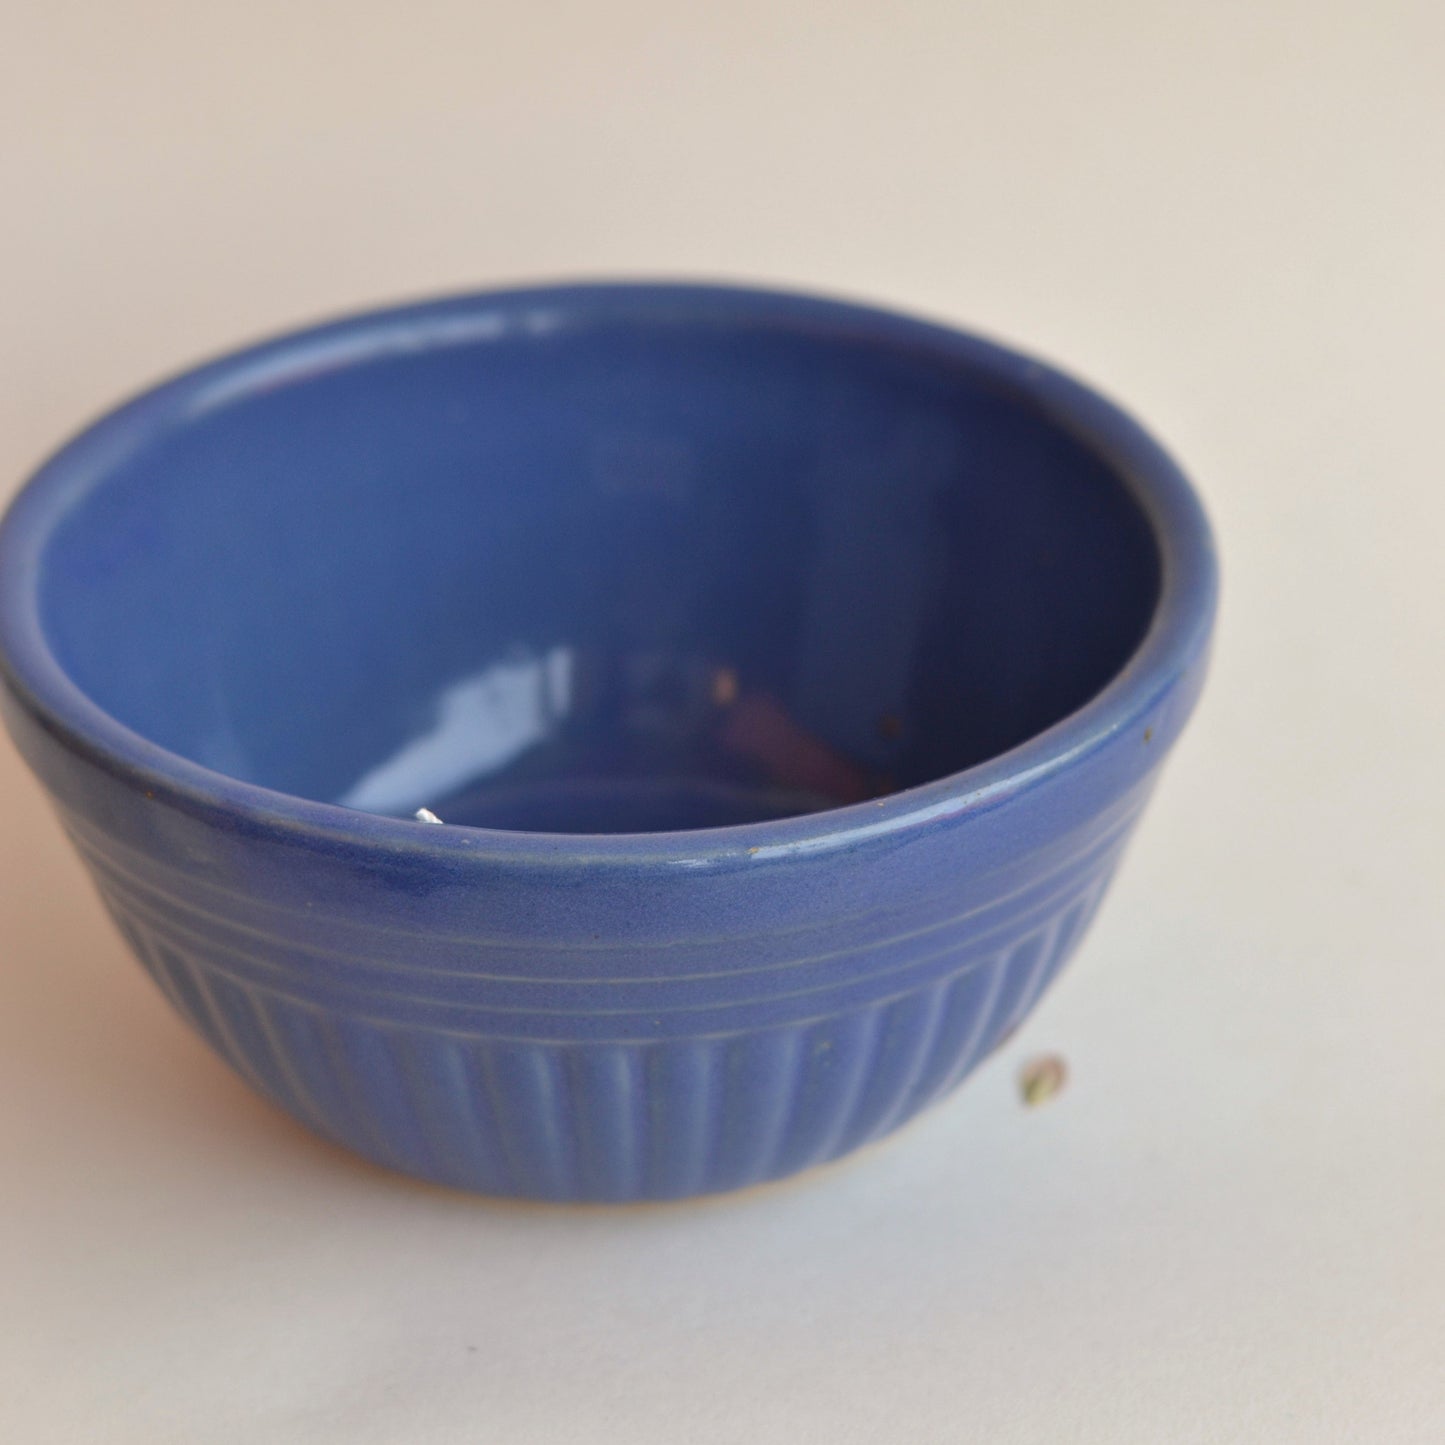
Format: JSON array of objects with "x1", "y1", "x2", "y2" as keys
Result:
[{"x1": 29, "y1": 289, "x2": 1160, "y2": 834}]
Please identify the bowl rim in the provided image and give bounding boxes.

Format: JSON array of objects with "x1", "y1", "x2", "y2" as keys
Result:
[{"x1": 0, "y1": 280, "x2": 1218, "y2": 867}]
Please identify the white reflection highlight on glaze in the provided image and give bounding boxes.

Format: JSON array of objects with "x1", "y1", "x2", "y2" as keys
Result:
[{"x1": 338, "y1": 646, "x2": 572, "y2": 815}]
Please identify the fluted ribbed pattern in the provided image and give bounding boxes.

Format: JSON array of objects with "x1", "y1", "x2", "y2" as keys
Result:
[{"x1": 84, "y1": 848, "x2": 1119, "y2": 1200}]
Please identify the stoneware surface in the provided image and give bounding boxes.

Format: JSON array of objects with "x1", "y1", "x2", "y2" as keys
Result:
[{"x1": 0, "y1": 283, "x2": 1214, "y2": 1200}]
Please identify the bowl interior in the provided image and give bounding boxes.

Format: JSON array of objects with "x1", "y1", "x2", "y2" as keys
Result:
[{"x1": 37, "y1": 310, "x2": 1161, "y2": 833}]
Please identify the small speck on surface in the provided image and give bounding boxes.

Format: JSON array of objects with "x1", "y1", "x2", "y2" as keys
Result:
[
  {"x1": 1019, "y1": 1054, "x2": 1068, "y2": 1107},
  {"x1": 711, "y1": 667, "x2": 739, "y2": 706}
]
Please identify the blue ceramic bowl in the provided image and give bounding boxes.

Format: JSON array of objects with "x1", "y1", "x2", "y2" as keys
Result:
[{"x1": 0, "y1": 283, "x2": 1215, "y2": 1201}]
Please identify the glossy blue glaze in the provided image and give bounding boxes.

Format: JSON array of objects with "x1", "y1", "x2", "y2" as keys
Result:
[{"x1": 0, "y1": 283, "x2": 1216, "y2": 1200}]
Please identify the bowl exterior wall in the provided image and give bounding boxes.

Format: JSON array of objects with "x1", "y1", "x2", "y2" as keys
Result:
[{"x1": 2, "y1": 648, "x2": 1204, "y2": 1200}]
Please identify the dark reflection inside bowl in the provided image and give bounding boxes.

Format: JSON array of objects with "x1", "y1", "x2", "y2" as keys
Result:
[
  {"x1": 371, "y1": 648, "x2": 885, "y2": 832},
  {"x1": 39, "y1": 309, "x2": 1161, "y2": 833}
]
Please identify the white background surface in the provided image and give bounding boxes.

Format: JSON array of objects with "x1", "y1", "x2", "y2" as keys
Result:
[{"x1": 2, "y1": 4, "x2": 1442, "y2": 1440}]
